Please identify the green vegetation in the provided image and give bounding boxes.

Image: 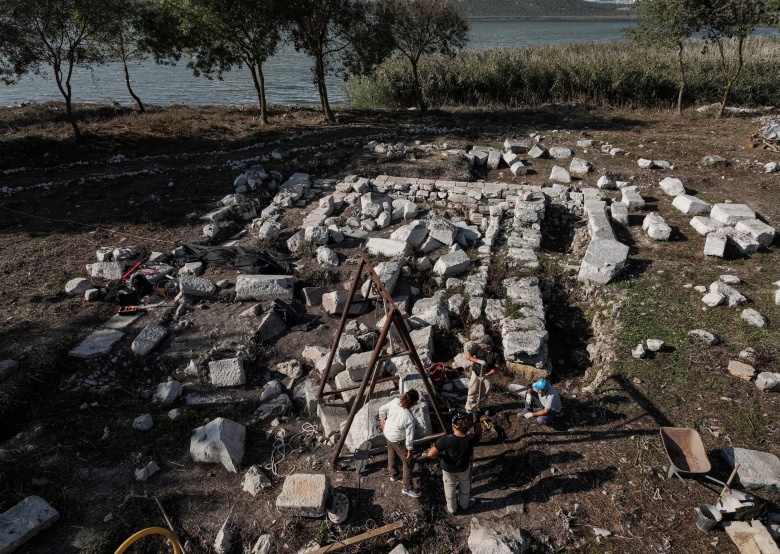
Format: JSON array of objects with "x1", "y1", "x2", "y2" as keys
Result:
[{"x1": 345, "y1": 36, "x2": 780, "y2": 110}]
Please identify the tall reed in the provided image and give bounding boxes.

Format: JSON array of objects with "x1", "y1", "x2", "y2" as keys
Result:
[{"x1": 345, "y1": 36, "x2": 780, "y2": 110}]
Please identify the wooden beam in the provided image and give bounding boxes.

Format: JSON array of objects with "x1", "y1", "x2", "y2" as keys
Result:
[{"x1": 308, "y1": 521, "x2": 404, "y2": 554}]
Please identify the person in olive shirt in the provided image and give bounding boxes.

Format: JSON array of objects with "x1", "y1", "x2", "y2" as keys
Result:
[
  {"x1": 427, "y1": 412, "x2": 482, "y2": 515},
  {"x1": 464, "y1": 336, "x2": 504, "y2": 414}
]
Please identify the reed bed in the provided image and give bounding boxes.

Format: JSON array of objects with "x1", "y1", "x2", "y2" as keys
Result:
[{"x1": 345, "y1": 36, "x2": 780, "y2": 110}]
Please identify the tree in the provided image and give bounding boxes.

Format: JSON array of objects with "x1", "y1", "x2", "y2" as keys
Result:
[
  {"x1": 167, "y1": 0, "x2": 283, "y2": 124},
  {"x1": 285, "y1": 0, "x2": 372, "y2": 123},
  {"x1": 0, "y1": 0, "x2": 111, "y2": 140},
  {"x1": 97, "y1": 0, "x2": 149, "y2": 112},
  {"x1": 378, "y1": 0, "x2": 468, "y2": 111},
  {"x1": 628, "y1": 0, "x2": 705, "y2": 115},
  {"x1": 702, "y1": 0, "x2": 770, "y2": 117}
]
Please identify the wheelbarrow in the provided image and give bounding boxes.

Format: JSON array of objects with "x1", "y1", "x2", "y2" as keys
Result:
[{"x1": 660, "y1": 427, "x2": 727, "y2": 487}]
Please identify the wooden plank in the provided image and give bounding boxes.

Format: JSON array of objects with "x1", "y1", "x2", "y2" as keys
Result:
[
  {"x1": 309, "y1": 521, "x2": 404, "y2": 554},
  {"x1": 723, "y1": 520, "x2": 780, "y2": 554}
]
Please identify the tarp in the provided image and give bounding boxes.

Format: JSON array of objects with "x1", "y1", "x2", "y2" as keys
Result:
[{"x1": 180, "y1": 243, "x2": 291, "y2": 275}]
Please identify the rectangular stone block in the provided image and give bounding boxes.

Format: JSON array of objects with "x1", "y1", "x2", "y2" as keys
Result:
[
  {"x1": 690, "y1": 216, "x2": 725, "y2": 236},
  {"x1": 276, "y1": 473, "x2": 331, "y2": 517},
  {"x1": 577, "y1": 239, "x2": 630, "y2": 285},
  {"x1": 735, "y1": 218, "x2": 775, "y2": 248},
  {"x1": 69, "y1": 329, "x2": 124, "y2": 359},
  {"x1": 704, "y1": 233, "x2": 727, "y2": 257},
  {"x1": 711, "y1": 203, "x2": 756, "y2": 225},
  {"x1": 620, "y1": 187, "x2": 645, "y2": 211},
  {"x1": 209, "y1": 358, "x2": 246, "y2": 387},
  {"x1": 366, "y1": 238, "x2": 409, "y2": 258},
  {"x1": 722, "y1": 446, "x2": 780, "y2": 490},
  {"x1": 235, "y1": 275, "x2": 294, "y2": 301},
  {"x1": 610, "y1": 202, "x2": 628, "y2": 224},
  {"x1": 0, "y1": 496, "x2": 60, "y2": 554},
  {"x1": 672, "y1": 194, "x2": 711, "y2": 215}
]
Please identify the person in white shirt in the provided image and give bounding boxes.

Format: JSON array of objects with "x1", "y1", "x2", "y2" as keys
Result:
[
  {"x1": 522, "y1": 378, "x2": 562, "y2": 424},
  {"x1": 379, "y1": 390, "x2": 421, "y2": 498}
]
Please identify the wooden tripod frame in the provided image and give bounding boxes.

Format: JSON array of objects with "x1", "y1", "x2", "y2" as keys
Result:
[{"x1": 316, "y1": 256, "x2": 450, "y2": 466}]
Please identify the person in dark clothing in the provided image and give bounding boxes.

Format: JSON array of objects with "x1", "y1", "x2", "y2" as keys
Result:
[
  {"x1": 427, "y1": 412, "x2": 482, "y2": 514},
  {"x1": 464, "y1": 336, "x2": 504, "y2": 414}
]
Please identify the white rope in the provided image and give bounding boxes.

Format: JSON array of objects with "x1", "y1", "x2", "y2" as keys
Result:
[{"x1": 264, "y1": 423, "x2": 319, "y2": 477}]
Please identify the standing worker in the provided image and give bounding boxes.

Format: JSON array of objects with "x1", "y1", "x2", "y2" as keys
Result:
[
  {"x1": 522, "y1": 378, "x2": 562, "y2": 424},
  {"x1": 379, "y1": 390, "x2": 422, "y2": 498},
  {"x1": 464, "y1": 336, "x2": 504, "y2": 414},
  {"x1": 427, "y1": 413, "x2": 482, "y2": 515}
]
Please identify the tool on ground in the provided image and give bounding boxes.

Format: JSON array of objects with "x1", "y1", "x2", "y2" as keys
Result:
[
  {"x1": 117, "y1": 306, "x2": 138, "y2": 315},
  {"x1": 308, "y1": 521, "x2": 403, "y2": 554},
  {"x1": 114, "y1": 527, "x2": 183, "y2": 554},
  {"x1": 719, "y1": 463, "x2": 741, "y2": 498}
]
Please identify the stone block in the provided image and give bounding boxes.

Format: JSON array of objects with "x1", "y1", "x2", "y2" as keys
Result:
[
  {"x1": 487, "y1": 150, "x2": 502, "y2": 169},
  {"x1": 135, "y1": 461, "x2": 160, "y2": 481},
  {"x1": 468, "y1": 517, "x2": 529, "y2": 554},
  {"x1": 255, "y1": 394, "x2": 292, "y2": 420},
  {"x1": 303, "y1": 286, "x2": 327, "y2": 306},
  {"x1": 502, "y1": 329, "x2": 548, "y2": 367},
  {"x1": 722, "y1": 447, "x2": 780, "y2": 491},
  {"x1": 672, "y1": 194, "x2": 711, "y2": 215},
  {"x1": 190, "y1": 417, "x2": 246, "y2": 473},
  {"x1": 549, "y1": 147, "x2": 572, "y2": 159},
  {"x1": 596, "y1": 175, "x2": 616, "y2": 190},
  {"x1": 257, "y1": 312, "x2": 288, "y2": 342},
  {"x1": 610, "y1": 202, "x2": 628, "y2": 224},
  {"x1": 322, "y1": 291, "x2": 372, "y2": 316},
  {"x1": 550, "y1": 166, "x2": 571, "y2": 183},
  {"x1": 643, "y1": 213, "x2": 672, "y2": 241},
  {"x1": 433, "y1": 250, "x2": 471, "y2": 278},
  {"x1": 577, "y1": 239, "x2": 629, "y2": 285},
  {"x1": 704, "y1": 233, "x2": 727, "y2": 257},
  {"x1": 275, "y1": 474, "x2": 331, "y2": 517},
  {"x1": 317, "y1": 401, "x2": 349, "y2": 438},
  {"x1": 710, "y1": 280, "x2": 746, "y2": 307},
  {"x1": 756, "y1": 372, "x2": 780, "y2": 392},
  {"x1": 0, "y1": 496, "x2": 60, "y2": 554},
  {"x1": 728, "y1": 360, "x2": 756, "y2": 380},
  {"x1": 209, "y1": 358, "x2": 246, "y2": 387},
  {"x1": 366, "y1": 238, "x2": 409, "y2": 258},
  {"x1": 345, "y1": 351, "x2": 373, "y2": 381},
  {"x1": 504, "y1": 139, "x2": 530, "y2": 153},
  {"x1": 427, "y1": 218, "x2": 458, "y2": 246},
  {"x1": 179, "y1": 275, "x2": 217, "y2": 297},
  {"x1": 69, "y1": 329, "x2": 124, "y2": 359},
  {"x1": 411, "y1": 299, "x2": 450, "y2": 331},
  {"x1": 711, "y1": 203, "x2": 756, "y2": 225},
  {"x1": 690, "y1": 216, "x2": 725, "y2": 236},
  {"x1": 620, "y1": 187, "x2": 645, "y2": 211},
  {"x1": 235, "y1": 275, "x2": 294, "y2": 301},
  {"x1": 65, "y1": 278, "x2": 94, "y2": 296},
  {"x1": 528, "y1": 143, "x2": 547, "y2": 158},
  {"x1": 510, "y1": 161, "x2": 527, "y2": 176},
  {"x1": 131, "y1": 323, "x2": 168, "y2": 357},
  {"x1": 102, "y1": 313, "x2": 140, "y2": 330},
  {"x1": 361, "y1": 259, "x2": 403, "y2": 297},
  {"x1": 659, "y1": 177, "x2": 685, "y2": 196},
  {"x1": 570, "y1": 157, "x2": 592, "y2": 175},
  {"x1": 688, "y1": 329, "x2": 720, "y2": 345},
  {"x1": 390, "y1": 222, "x2": 428, "y2": 247},
  {"x1": 86, "y1": 261, "x2": 124, "y2": 280},
  {"x1": 243, "y1": 466, "x2": 272, "y2": 496},
  {"x1": 717, "y1": 227, "x2": 760, "y2": 255},
  {"x1": 735, "y1": 219, "x2": 775, "y2": 248}
]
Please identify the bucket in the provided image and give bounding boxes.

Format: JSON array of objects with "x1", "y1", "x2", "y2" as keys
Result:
[{"x1": 696, "y1": 504, "x2": 722, "y2": 532}]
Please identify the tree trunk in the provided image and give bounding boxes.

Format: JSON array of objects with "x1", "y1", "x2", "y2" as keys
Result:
[
  {"x1": 250, "y1": 62, "x2": 268, "y2": 124},
  {"x1": 411, "y1": 60, "x2": 426, "y2": 112},
  {"x1": 676, "y1": 40, "x2": 685, "y2": 116},
  {"x1": 718, "y1": 36, "x2": 745, "y2": 119},
  {"x1": 54, "y1": 63, "x2": 81, "y2": 141},
  {"x1": 123, "y1": 58, "x2": 145, "y2": 113},
  {"x1": 315, "y1": 55, "x2": 335, "y2": 123}
]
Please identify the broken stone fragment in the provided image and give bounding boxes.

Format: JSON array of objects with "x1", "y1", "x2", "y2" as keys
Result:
[
  {"x1": 190, "y1": 417, "x2": 246, "y2": 473},
  {"x1": 86, "y1": 261, "x2": 124, "y2": 281},
  {"x1": 69, "y1": 329, "x2": 124, "y2": 359},
  {"x1": 65, "y1": 277, "x2": 94, "y2": 296},
  {"x1": 132, "y1": 414, "x2": 153, "y2": 431},
  {"x1": 154, "y1": 381, "x2": 183, "y2": 405},
  {"x1": 688, "y1": 329, "x2": 720, "y2": 345},
  {"x1": 179, "y1": 275, "x2": 217, "y2": 297},
  {"x1": 135, "y1": 461, "x2": 160, "y2": 481},
  {"x1": 722, "y1": 446, "x2": 780, "y2": 490},
  {"x1": 728, "y1": 360, "x2": 756, "y2": 381},
  {"x1": 467, "y1": 517, "x2": 530, "y2": 554},
  {"x1": 741, "y1": 308, "x2": 767, "y2": 327},
  {"x1": 243, "y1": 465, "x2": 272, "y2": 496},
  {"x1": 631, "y1": 344, "x2": 646, "y2": 359},
  {"x1": 235, "y1": 275, "x2": 294, "y2": 302},
  {"x1": 255, "y1": 393, "x2": 292, "y2": 420},
  {"x1": 756, "y1": 372, "x2": 780, "y2": 392},
  {"x1": 550, "y1": 166, "x2": 571, "y2": 184},
  {"x1": 569, "y1": 157, "x2": 592, "y2": 175},
  {"x1": 658, "y1": 177, "x2": 685, "y2": 196},
  {"x1": 646, "y1": 339, "x2": 664, "y2": 352}
]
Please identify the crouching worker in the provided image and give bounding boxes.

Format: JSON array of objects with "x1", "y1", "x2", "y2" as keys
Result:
[
  {"x1": 523, "y1": 378, "x2": 562, "y2": 424},
  {"x1": 379, "y1": 390, "x2": 421, "y2": 498},
  {"x1": 464, "y1": 336, "x2": 504, "y2": 414},
  {"x1": 427, "y1": 412, "x2": 482, "y2": 515}
]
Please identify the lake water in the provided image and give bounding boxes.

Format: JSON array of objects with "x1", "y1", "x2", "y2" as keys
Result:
[{"x1": 0, "y1": 19, "x2": 771, "y2": 108}]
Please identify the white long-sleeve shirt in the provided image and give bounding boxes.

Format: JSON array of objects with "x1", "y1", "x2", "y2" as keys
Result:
[{"x1": 379, "y1": 398, "x2": 416, "y2": 450}]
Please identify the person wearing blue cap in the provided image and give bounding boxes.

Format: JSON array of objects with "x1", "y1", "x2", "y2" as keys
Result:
[{"x1": 522, "y1": 378, "x2": 562, "y2": 424}]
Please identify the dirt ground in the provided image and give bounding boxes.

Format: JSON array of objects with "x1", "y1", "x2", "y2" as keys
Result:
[{"x1": 1, "y1": 102, "x2": 780, "y2": 554}]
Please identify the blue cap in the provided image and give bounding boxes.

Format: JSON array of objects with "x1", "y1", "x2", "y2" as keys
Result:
[{"x1": 533, "y1": 378, "x2": 549, "y2": 391}]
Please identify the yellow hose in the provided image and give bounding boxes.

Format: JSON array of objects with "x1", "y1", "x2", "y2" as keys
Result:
[{"x1": 114, "y1": 527, "x2": 182, "y2": 554}]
